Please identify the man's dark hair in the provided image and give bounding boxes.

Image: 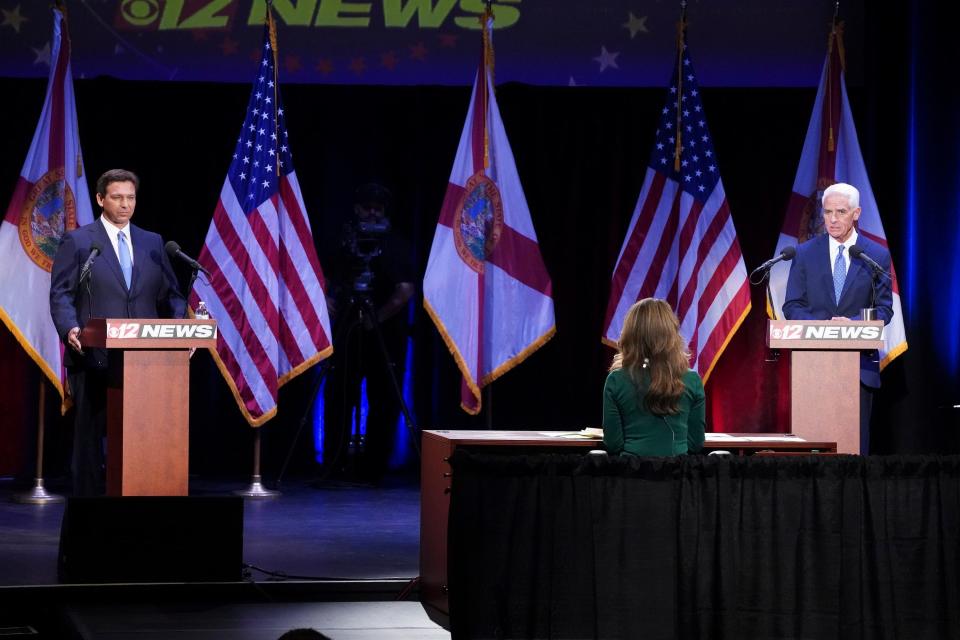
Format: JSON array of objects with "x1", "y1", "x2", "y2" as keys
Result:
[
  {"x1": 354, "y1": 182, "x2": 391, "y2": 207},
  {"x1": 96, "y1": 169, "x2": 140, "y2": 197}
]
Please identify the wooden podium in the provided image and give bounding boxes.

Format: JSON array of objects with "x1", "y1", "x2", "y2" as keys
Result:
[
  {"x1": 81, "y1": 318, "x2": 217, "y2": 496},
  {"x1": 768, "y1": 319, "x2": 883, "y2": 454}
]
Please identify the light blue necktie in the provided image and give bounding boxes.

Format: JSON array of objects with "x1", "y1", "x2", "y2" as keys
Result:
[
  {"x1": 117, "y1": 230, "x2": 132, "y2": 289},
  {"x1": 833, "y1": 245, "x2": 846, "y2": 304}
]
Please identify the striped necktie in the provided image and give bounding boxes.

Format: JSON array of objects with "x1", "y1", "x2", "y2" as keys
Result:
[
  {"x1": 117, "y1": 230, "x2": 132, "y2": 289},
  {"x1": 833, "y1": 245, "x2": 846, "y2": 304}
]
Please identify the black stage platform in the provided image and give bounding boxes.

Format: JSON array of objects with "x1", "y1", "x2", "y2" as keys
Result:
[{"x1": 0, "y1": 474, "x2": 449, "y2": 639}]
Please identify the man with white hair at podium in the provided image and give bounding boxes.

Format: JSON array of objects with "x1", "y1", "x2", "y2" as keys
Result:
[{"x1": 782, "y1": 182, "x2": 893, "y2": 453}]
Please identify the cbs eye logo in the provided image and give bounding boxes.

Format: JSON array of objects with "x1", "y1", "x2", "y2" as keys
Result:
[{"x1": 120, "y1": 0, "x2": 160, "y2": 27}]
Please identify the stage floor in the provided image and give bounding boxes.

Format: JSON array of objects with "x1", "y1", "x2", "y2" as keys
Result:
[{"x1": 0, "y1": 474, "x2": 448, "y2": 639}]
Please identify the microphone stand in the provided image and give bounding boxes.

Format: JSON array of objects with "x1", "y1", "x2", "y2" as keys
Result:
[
  {"x1": 748, "y1": 265, "x2": 772, "y2": 286},
  {"x1": 184, "y1": 267, "x2": 202, "y2": 318},
  {"x1": 861, "y1": 268, "x2": 879, "y2": 322}
]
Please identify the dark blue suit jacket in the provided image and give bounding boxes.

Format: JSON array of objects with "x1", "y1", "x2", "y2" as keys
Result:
[
  {"x1": 782, "y1": 233, "x2": 892, "y2": 387},
  {"x1": 49, "y1": 219, "x2": 186, "y2": 369}
]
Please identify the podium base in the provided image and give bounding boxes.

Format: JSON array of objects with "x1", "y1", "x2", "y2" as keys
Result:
[
  {"x1": 233, "y1": 475, "x2": 281, "y2": 499},
  {"x1": 12, "y1": 479, "x2": 65, "y2": 504}
]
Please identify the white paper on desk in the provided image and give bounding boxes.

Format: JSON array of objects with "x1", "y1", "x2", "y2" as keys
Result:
[
  {"x1": 740, "y1": 436, "x2": 806, "y2": 442},
  {"x1": 537, "y1": 430, "x2": 602, "y2": 439},
  {"x1": 705, "y1": 433, "x2": 735, "y2": 440}
]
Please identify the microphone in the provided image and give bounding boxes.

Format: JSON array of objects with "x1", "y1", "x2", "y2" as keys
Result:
[
  {"x1": 165, "y1": 241, "x2": 211, "y2": 276},
  {"x1": 79, "y1": 243, "x2": 102, "y2": 284},
  {"x1": 849, "y1": 245, "x2": 889, "y2": 279},
  {"x1": 749, "y1": 245, "x2": 796, "y2": 282}
]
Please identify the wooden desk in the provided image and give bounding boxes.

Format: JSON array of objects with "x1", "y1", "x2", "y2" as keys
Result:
[{"x1": 420, "y1": 429, "x2": 837, "y2": 615}]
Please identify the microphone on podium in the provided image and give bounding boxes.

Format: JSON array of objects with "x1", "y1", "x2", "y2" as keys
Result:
[
  {"x1": 849, "y1": 245, "x2": 890, "y2": 280},
  {"x1": 79, "y1": 243, "x2": 102, "y2": 284},
  {"x1": 165, "y1": 241, "x2": 211, "y2": 277},
  {"x1": 749, "y1": 245, "x2": 796, "y2": 283}
]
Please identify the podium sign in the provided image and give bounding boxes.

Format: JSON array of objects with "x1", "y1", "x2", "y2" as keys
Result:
[
  {"x1": 768, "y1": 320, "x2": 883, "y2": 454},
  {"x1": 81, "y1": 319, "x2": 217, "y2": 496}
]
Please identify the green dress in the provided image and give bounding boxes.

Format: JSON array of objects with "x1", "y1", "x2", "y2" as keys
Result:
[{"x1": 602, "y1": 368, "x2": 705, "y2": 456}]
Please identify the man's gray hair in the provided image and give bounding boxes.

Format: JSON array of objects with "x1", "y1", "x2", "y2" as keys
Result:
[{"x1": 822, "y1": 182, "x2": 860, "y2": 209}]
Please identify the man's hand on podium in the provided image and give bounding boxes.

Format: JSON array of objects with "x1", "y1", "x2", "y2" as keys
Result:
[{"x1": 67, "y1": 327, "x2": 84, "y2": 354}]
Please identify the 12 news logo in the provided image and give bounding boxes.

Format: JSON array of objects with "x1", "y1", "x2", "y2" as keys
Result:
[
  {"x1": 106, "y1": 322, "x2": 217, "y2": 340},
  {"x1": 771, "y1": 324, "x2": 882, "y2": 341}
]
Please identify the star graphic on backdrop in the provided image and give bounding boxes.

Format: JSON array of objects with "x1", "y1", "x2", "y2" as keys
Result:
[
  {"x1": 315, "y1": 58, "x2": 333, "y2": 75},
  {"x1": 381, "y1": 51, "x2": 398, "y2": 71},
  {"x1": 284, "y1": 54, "x2": 301, "y2": 73},
  {"x1": 593, "y1": 46, "x2": 619, "y2": 72},
  {"x1": 349, "y1": 57, "x2": 366, "y2": 75},
  {"x1": 409, "y1": 42, "x2": 427, "y2": 61},
  {"x1": 568, "y1": 76, "x2": 578, "y2": 87},
  {"x1": 220, "y1": 36, "x2": 239, "y2": 56},
  {"x1": 32, "y1": 41, "x2": 51, "y2": 66},
  {"x1": 438, "y1": 33, "x2": 457, "y2": 48},
  {"x1": 1, "y1": 4, "x2": 28, "y2": 32},
  {"x1": 622, "y1": 12, "x2": 648, "y2": 38}
]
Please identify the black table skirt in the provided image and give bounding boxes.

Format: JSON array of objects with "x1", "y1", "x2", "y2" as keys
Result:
[{"x1": 448, "y1": 452, "x2": 960, "y2": 640}]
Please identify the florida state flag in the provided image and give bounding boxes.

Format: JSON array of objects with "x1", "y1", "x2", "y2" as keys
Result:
[
  {"x1": 0, "y1": 6, "x2": 93, "y2": 401},
  {"x1": 423, "y1": 15, "x2": 555, "y2": 415},
  {"x1": 767, "y1": 21, "x2": 907, "y2": 368}
]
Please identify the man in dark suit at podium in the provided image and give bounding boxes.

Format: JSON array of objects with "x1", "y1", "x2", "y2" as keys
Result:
[
  {"x1": 49, "y1": 169, "x2": 185, "y2": 495},
  {"x1": 782, "y1": 182, "x2": 893, "y2": 453}
]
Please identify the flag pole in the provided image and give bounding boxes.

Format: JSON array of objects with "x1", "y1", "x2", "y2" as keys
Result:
[
  {"x1": 231, "y1": 0, "x2": 280, "y2": 500},
  {"x1": 13, "y1": 382, "x2": 64, "y2": 504},
  {"x1": 482, "y1": 0, "x2": 494, "y2": 430},
  {"x1": 673, "y1": 1, "x2": 688, "y2": 172},
  {"x1": 484, "y1": 386, "x2": 493, "y2": 429},
  {"x1": 234, "y1": 428, "x2": 280, "y2": 498}
]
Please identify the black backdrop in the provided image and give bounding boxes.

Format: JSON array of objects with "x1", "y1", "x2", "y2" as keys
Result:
[{"x1": 1, "y1": 3, "x2": 956, "y2": 479}]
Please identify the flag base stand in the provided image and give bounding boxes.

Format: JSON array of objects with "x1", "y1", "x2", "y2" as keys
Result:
[
  {"x1": 13, "y1": 478, "x2": 65, "y2": 505},
  {"x1": 233, "y1": 474, "x2": 280, "y2": 499},
  {"x1": 13, "y1": 384, "x2": 64, "y2": 504},
  {"x1": 234, "y1": 431, "x2": 280, "y2": 498}
]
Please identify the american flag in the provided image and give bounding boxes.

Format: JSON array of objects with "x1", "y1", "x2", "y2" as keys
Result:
[
  {"x1": 602, "y1": 40, "x2": 751, "y2": 383},
  {"x1": 190, "y1": 14, "x2": 332, "y2": 426}
]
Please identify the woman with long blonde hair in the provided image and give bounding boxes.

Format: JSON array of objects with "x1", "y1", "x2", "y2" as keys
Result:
[{"x1": 603, "y1": 298, "x2": 705, "y2": 456}]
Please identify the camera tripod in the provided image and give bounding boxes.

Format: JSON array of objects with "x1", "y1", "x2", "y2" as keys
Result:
[{"x1": 277, "y1": 290, "x2": 420, "y2": 487}]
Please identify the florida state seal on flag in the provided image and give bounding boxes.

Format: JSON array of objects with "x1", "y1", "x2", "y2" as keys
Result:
[{"x1": 423, "y1": 14, "x2": 555, "y2": 415}]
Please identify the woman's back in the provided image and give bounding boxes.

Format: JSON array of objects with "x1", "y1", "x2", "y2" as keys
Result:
[{"x1": 602, "y1": 367, "x2": 705, "y2": 456}]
